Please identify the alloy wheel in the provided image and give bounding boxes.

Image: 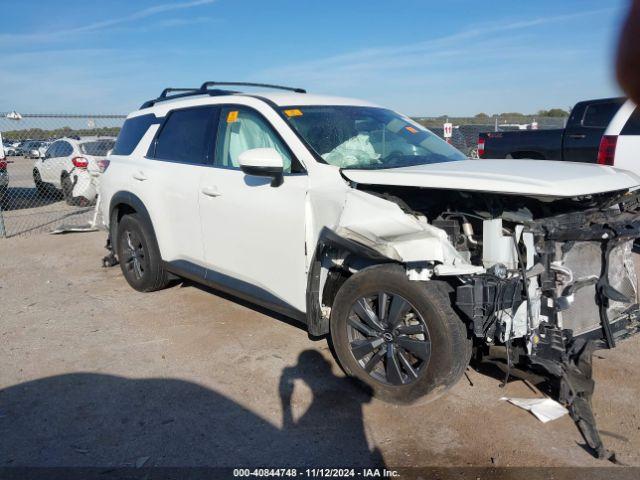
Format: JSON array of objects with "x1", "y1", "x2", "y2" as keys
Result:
[
  {"x1": 123, "y1": 230, "x2": 146, "y2": 280},
  {"x1": 346, "y1": 292, "x2": 431, "y2": 386}
]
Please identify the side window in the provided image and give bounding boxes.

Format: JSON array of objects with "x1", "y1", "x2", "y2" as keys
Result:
[
  {"x1": 45, "y1": 142, "x2": 60, "y2": 158},
  {"x1": 59, "y1": 142, "x2": 73, "y2": 157},
  {"x1": 215, "y1": 107, "x2": 297, "y2": 173},
  {"x1": 582, "y1": 102, "x2": 620, "y2": 128},
  {"x1": 621, "y1": 107, "x2": 640, "y2": 135},
  {"x1": 153, "y1": 106, "x2": 218, "y2": 165},
  {"x1": 112, "y1": 114, "x2": 159, "y2": 156}
]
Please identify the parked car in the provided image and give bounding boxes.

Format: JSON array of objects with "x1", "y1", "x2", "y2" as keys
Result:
[
  {"x1": 2, "y1": 141, "x2": 18, "y2": 156},
  {"x1": 14, "y1": 141, "x2": 28, "y2": 156},
  {"x1": 15, "y1": 141, "x2": 28, "y2": 156},
  {"x1": 22, "y1": 140, "x2": 49, "y2": 159},
  {"x1": 100, "y1": 82, "x2": 640, "y2": 455},
  {"x1": 599, "y1": 99, "x2": 640, "y2": 173},
  {"x1": 478, "y1": 97, "x2": 625, "y2": 162},
  {"x1": 33, "y1": 136, "x2": 115, "y2": 205}
]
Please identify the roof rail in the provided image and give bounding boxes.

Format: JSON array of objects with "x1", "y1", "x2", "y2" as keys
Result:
[
  {"x1": 200, "y1": 81, "x2": 306, "y2": 94},
  {"x1": 140, "y1": 87, "x2": 235, "y2": 109},
  {"x1": 159, "y1": 87, "x2": 201, "y2": 98},
  {"x1": 140, "y1": 81, "x2": 306, "y2": 109}
]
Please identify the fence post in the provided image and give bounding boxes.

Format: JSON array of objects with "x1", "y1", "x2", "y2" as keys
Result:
[{"x1": 0, "y1": 203, "x2": 6, "y2": 238}]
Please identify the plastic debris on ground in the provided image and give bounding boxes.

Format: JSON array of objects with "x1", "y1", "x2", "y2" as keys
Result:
[{"x1": 500, "y1": 397, "x2": 568, "y2": 423}]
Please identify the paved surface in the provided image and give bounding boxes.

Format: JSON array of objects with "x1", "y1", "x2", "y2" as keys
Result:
[
  {"x1": 1, "y1": 231, "x2": 639, "y2": 467},
  {"x1": 1, "y1": 156, "x2": 93, "y2": 238}
]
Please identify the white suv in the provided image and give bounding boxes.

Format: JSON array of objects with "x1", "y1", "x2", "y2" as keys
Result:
[
  {"x1": 34, "y1": 136, "x2": 115, "y2": 205},
  {"x1": 600, "y1": 99, "x2": 640, "y2": 173},
  {"x1": 100, "y1": 83, "x2": 640, "y2": 449}
]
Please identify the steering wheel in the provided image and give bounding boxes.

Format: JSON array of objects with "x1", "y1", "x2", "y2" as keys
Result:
[{"x1": 383, "y1": 152, "x2": 405, "y2": 167}]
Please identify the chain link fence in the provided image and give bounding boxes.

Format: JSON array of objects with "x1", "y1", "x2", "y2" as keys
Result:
[{"x1": 0, "y1": 113, "x2": 125, "y2": 238}]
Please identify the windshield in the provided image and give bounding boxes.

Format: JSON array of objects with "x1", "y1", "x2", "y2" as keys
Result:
[
  {"x1": 80, "y1": 139, "x2": 115, "y2": 156},
  {"x1": 281, "y1": 106, "x2": 466, "y2": 169}
]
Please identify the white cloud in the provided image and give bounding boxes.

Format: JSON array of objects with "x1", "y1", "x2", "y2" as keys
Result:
[
  {"x1": 0, "y1": 0, "x2": 216, "y2": 45},
  {"x1": 259, "y1": 7, "x2": 618, "y2": 82}
]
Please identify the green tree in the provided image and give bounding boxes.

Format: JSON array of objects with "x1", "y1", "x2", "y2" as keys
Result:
[{"x1": 537, "y1": 108, "x2": 569, "y2": 117}]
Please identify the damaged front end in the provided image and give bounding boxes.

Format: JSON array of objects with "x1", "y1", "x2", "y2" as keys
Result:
[{"x1": 312, "y1": 181, "x2": 640, "y2": 459}]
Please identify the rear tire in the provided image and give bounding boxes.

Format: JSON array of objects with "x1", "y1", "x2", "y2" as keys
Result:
[
  {"x1": 330, "y1": 264, "x2": 471, "y2": 404},
  {"x1": 33, "y1": 169, "x2": 48, "y2": 196},
  {"x1": 61, "y1": 172, "x2": 75, "y2": 205},
  {"x1": 116, "y1": 213, "x2": 169, "y2": 292}
]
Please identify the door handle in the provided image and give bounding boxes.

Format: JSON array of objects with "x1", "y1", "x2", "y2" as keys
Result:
[
  {"x1": 201, "y1": 186, "x2": 222, "y2": 197},
  {"x1": 132, "y1": 171, "x2": 147, "y2": 181},
  {"x1": 568, "y1": 134, "x2": 586, "y2": 139}
]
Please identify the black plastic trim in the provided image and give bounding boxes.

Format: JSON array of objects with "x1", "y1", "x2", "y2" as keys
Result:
[
  {"x1": 164, "y1": 259, "x2": 307, "y2": 323},
  {"x1": 108, "y1": 191, "x2": 155, "y2": 254},
  {"x1": 305, "y1": 227, "x2": 396, "y2": 336}
]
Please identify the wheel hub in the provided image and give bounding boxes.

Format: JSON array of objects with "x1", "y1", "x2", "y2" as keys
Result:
[
  {"x1": 346, "y1": 291, "x2": 431, "y2": 386},
  {"x1": 124, "y1": 231, "x2": 145, "y2": 279}
]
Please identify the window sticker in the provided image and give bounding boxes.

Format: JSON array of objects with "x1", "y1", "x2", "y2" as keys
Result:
[
  {"x1": 227, "y1": 111, "x2": 239, "y2": 123},
  {"x1": 284, "y1": 109, "x2": 303, "y2": 117},
  {"x1": 405, "y1": 126, "x2": 418, "y2": 134}
]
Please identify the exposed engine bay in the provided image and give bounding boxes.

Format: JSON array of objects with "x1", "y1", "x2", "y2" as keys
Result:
[
  {"x1": 315, "y1": 182, "x2": 640, "y2": 460},
  {"x1": 359, "y1": 185, "x2": 640, "y2": 347}
]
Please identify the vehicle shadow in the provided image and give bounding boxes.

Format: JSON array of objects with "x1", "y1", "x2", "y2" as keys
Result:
[
  {"x1": 1, "y1": 187, "x2": 61, "y2": 211},
  {"x1": 0, "y1": 350, "x2": 384, "y2": 468}
]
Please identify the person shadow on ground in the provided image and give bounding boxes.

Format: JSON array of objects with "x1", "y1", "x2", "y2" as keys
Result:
[
  {"x1": 279, "y1": 350, "x2": 384, "y2": 467},
  {"x1": 0, "y1": 349, "x2": 384, "y2": 468}
]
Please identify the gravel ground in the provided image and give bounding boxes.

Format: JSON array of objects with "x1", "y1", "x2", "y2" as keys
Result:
[{"x1": 1, "y1": 231, "x2": 639, "y2": 468}]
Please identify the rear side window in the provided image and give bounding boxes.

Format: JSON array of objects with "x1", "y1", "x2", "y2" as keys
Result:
[
  {"x1": 621, "y1": 107, "x2": 640, "y2": 135},
  {"x1": 45, "y1": 142, "x2": 61, "y2": 158},
  {"x1": 112, "y1": 114, "x2": 158, "y2": 155},
  {"x1": 582, "y1": 102, "x2": 620, "y2": 127},
  {"x1": 59, "y1": 141, "x2": 73, "y2": 157},
  {"x1": 81, "y1": 139, "x2": 115, "y2": 156},
  {"x1": 153, "y1": 106, "x2": 218, "y2": 165}
]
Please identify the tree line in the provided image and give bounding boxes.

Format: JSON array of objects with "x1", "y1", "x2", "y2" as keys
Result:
[{"x1": 2, "y1": 126, "x2": 121, "y2": 141}]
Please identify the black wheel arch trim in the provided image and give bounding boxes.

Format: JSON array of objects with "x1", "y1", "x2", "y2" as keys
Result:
[
  {"x1": 108, "y1": 191, "x2": 156, "y2": 255},
  {"x1": 306, "y1": 227, "x2": 398, "y2": 337}
]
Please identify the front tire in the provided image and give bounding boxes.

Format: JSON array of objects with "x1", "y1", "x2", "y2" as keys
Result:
[
  {"x1": 116, "y1": 213, "x2": 169, "y2": 292},
  {"x1": 330, "y1": 264, "x2": 471, "y2": 404}
]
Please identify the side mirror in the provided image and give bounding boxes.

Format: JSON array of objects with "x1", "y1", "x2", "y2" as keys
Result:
[
  {"x1": 238, "y1": 148, "x2": 284, "y2": 186},
  {"x1": 30, "y1": 149, "x2": 40, "y2": 158}
]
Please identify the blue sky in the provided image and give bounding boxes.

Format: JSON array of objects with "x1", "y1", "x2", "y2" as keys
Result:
[{"x1": 0, "y1": 0, "x2": 630, "y2": 116}]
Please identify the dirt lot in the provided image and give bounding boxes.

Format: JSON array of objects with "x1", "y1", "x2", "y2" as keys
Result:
[{"x1": 1, "y1": 231, "x2": 639, "y2": 468}]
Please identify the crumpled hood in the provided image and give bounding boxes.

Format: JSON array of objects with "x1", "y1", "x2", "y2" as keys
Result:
[{"x1": 342, "y1": 159, "x2": 640, "y2": 197}]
